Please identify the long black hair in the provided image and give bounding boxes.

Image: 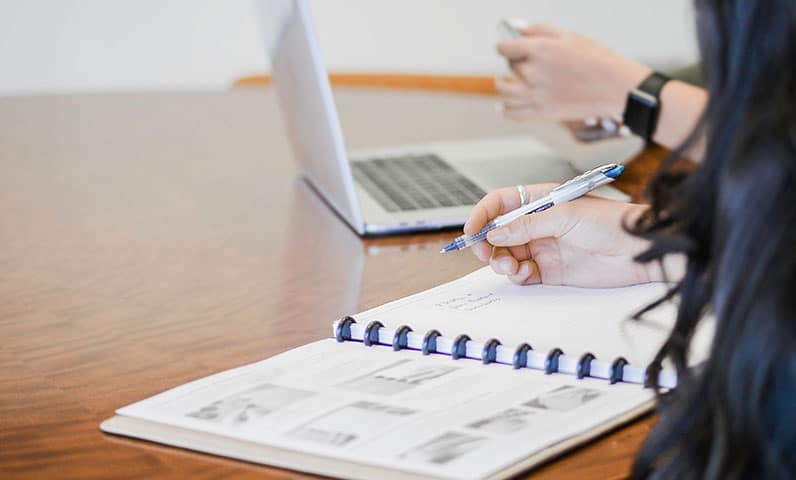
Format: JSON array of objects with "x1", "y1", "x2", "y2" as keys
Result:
[{"x1": 629, "y1": 0, "x2": 796, "y2": 478}]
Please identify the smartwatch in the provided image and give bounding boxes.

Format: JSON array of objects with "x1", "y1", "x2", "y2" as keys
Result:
[{"x1": 622, "y1": 72, "x2": 671, "y2": 142}]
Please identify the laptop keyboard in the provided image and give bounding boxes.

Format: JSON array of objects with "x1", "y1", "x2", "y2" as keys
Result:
[{"x1": 351, "y1": 154, "x2": 486, "y2": 212}]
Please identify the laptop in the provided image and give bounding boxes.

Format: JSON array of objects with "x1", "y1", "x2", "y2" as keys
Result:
[{"x1": 259, "y1": 0, "x2": 604, "y2": 236}]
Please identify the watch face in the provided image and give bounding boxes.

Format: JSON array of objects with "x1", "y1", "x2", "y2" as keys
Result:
[
  {"x1": 624, "y1": 90, "x2": 658, "y2": 139},
  {"x1": 630, "y1": 88, "x2": 658, "y2": 108}
]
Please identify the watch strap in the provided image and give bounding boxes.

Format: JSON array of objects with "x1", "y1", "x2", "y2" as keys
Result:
[{"x1": 638, "y1": 72, "x2": 671, "y2": 97}]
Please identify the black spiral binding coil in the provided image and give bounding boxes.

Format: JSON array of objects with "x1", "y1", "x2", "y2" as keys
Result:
[
  {"x1": 336, "y1": 318, "x2": 643, "y2": 386},
  {"x1": 392, "y1": 325, "x2": 413, "y2": 351},
  {"x1": 481, "y1": 338, "x2": 501, "y2": 364},
  {"x1": 513, "y1": 343, "x2": 533, "y2": 369},
  {"x1": 363, "y1": 321, "x2": 384, "y2": 346},
  {"x1": 610, "y1": 357, "x2": 629, "y2": 384},
  {"x1": 545, "y1": 348, "x2": 564, "y2": 374},
  {"x1": 335, "y1": 316, "x2": 357, "y2": 342},
  {"x1": 643, "y1": 363, "x2": 660, "y2": 389},
  {"x1": 421, "y1": 329, "x2": 442, "y2": 355},
  {"x1": 577, "y1": 353, "x2": 596, "y2": 379},
  {"x1": 451, "y1": 334, "x2": 471, "y2": 360}
]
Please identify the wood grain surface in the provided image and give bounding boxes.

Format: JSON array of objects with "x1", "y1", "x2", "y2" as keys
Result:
[{"x1": 0, "y1": 87, "x2": 666, "y2": 480}]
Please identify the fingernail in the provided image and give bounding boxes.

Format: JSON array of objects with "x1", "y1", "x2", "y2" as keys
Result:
[
  {"x1": 488, "y1": 230, "x2": 507, "y2": 243},
  {"x1": 499, "y1": 257, "x2": 513, "y2": 272},
  {"x1": 494, "y1": 102, "x2": 504, "y2": 114}
]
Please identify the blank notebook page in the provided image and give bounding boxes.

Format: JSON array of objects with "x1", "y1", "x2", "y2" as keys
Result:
[{"x1": 353, "y1": 267, "x2": 713, "y2": 367}]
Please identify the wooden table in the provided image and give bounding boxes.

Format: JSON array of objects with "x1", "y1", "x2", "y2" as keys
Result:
[{"x1": 0, "y1": 87, "x2": 664, "y2": 479}]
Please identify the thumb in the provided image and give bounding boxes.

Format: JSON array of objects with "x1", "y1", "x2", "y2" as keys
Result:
[
  {"x1": 520, "y1": 23, "x2": 561, "y2": 37},
  {"x1": 496, "y1": 38, "x2": 530, "y2": 61},
  {"x1": 486, "y1": 206, "x2": 571, "y2": 246}
]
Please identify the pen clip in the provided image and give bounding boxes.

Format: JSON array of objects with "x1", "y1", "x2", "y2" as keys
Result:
[{"x1": 552, "y1": 164, "x2": 620, "y2": 192}]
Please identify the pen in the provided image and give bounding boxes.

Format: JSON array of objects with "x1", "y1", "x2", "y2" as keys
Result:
[
  {"x1": 498, "y1": 18, "x2": 527, "y2": 40},
  {"x1": 440, "y1": 163, "x2": 625, "y2": 253}
]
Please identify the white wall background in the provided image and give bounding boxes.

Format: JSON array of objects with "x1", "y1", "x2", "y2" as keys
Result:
[{"x1": 0, "y1": 0, "x2": 698, "y2": 96}]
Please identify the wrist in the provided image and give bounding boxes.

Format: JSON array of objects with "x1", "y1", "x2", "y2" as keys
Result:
[
  {"x1": 623, "y1": 204, "x2": 661, "y2": 285},
  {"x1": 644, "y1": 253, "x2": 686, "y2": 283},
  {"x1": 605, "y1": 61, "x2": 652, "y2": 119}
]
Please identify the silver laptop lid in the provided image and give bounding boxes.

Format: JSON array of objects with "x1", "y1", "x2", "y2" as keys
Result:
[{"x1": 259, "y1": 0, "x2": 364, "y2": 233}]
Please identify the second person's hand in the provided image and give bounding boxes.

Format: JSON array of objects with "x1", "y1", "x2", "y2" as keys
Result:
[
  {"x1": 464, "y1": 183, "x2": 658, "y2": 288},
  {"x1": 495, "y1": 24, "x2": 651, "y2": 122}
]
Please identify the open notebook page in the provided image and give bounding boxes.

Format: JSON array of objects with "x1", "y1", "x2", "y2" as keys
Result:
[
  {"x1": 349, "y1": 267, "x2": 713, "y2": 375},
  {"x1": 109, "y1": 339, "x2": 654, "y2": 480}
]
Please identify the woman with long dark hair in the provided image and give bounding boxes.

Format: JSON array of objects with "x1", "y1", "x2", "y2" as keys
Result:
[{"x1": 466, "y1": 1, "x2": 796, "y2": 477}]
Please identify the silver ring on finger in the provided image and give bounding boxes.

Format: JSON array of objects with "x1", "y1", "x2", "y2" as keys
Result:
[{"x1": 517, "y1": 184, "x2": 529, "y2": 206}]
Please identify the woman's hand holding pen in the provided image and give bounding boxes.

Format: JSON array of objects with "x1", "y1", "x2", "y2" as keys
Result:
[
  {"x1": 495, "y1": 24, "x2": 650, "y2": 121},
  {"x1": 464, "y1": 183, "x2": 661, "y2": 288}
]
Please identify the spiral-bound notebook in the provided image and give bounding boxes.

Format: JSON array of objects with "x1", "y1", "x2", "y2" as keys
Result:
[{"x1": 101, "y1": 267, "x2": 713, "y2": 480}]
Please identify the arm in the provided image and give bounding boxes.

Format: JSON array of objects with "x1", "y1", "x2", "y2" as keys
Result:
[
  {"x1": 655, "y1": 80, "x2": 707, "y2": 159},
  {"x1": 495, "y1": 24, "x2": 707, "y2": 161}
]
